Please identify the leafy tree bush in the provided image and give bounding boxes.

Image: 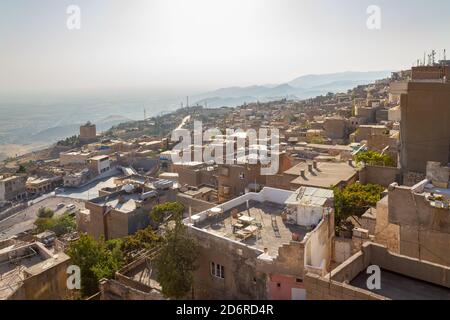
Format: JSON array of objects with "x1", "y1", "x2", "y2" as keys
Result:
[
  {"x1": 67, "y1": 234, "x2": 124, "y2": 297},
  {"x1": 37, "y1": 207, "x2": 55, "y2": 218},
  {"x1": 355, "y1": 150, "x2": 395, "y2": 167},
  {"x1": 34, "y1": 212, "x2": 75, "y2": 236},
  {"x1": 120, "y1": 227, "x2": 161, "y2": 262},
  {"x1": 16, "y1": 165, "x2": 27, "y2": 174},
  {"x1": 334, "y1": 183, "x2": 385, "y2": 233},
  {"x1": 151, "y1": 203, "x2": 199, "y2": 299},
  {"x1": 150, "y1": 202, "x2": 184, "y2": 223},
  {"x1": 57, "y1": 135, "x2": 80, "y2": 147},
  {"x1": 310, "y1": 137, "x2": 325, "y2": 145}
]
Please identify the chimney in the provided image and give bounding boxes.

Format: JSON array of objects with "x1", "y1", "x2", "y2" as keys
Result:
[
  {"x1": 348, "y1": 159, "x2": 353, "y2": 167},
  {"x1": 308, "y1": 164, "x2": 313, "y2": 172},
  {"x1": 301, "y1": 170, "x2": 306, "y2": 178},
  {"x1": 313, "y1": 161, "x2": 318, "y2": 170}
]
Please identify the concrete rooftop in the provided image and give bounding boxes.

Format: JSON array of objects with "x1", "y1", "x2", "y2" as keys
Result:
[
  {"x1": 351, "y1": 268, "x2": 450, "y2": 300},
  {"x1": 195, "y1": 200, "x2": 308, "y2": 257},
  {"x1": 287, "y1": 161, "x2": 357, "y2": 189}
]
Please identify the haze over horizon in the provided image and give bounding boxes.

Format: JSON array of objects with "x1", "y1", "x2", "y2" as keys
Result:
[{"x1": 1, "y1": 0, "x2": 450, "y2": 98}]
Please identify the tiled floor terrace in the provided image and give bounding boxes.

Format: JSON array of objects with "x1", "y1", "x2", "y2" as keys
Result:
[{"x1": 195, "y1": 200, "x2": 309, "y2": 256}]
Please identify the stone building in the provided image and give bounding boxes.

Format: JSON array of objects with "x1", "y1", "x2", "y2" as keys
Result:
[
  {"x1": 390, "y1": 65, "x2": 450, "y2": 183},
  {"x1": 374, "y1": 162, "x2": 450, "y2": 267},
  {"x1": 323, "y1": 117, "x2": 348, "y2": 141},
  {"x1": 79, "y1": 122, "x2": 97, "y2": 144},
  {"x1": 0, "y1": 241, "x2": 71, "y2": 300},
  {"x1": 185, "y1": 187, "x2": 334, "y2": 300},
  {"x1": 77, "y1": 178, "x2": 176, "y2": 240},
  {"x1": 0, "y1": 174, "x2": 27, "y2": 202}
]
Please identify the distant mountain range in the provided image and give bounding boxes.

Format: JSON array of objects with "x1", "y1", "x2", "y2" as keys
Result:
[
  {"x1": 0, "y1": 70, "x2": 392, "y2": 160},
  {"x1": 192, "y1": 71, "x2": 391, "y2": 107}
]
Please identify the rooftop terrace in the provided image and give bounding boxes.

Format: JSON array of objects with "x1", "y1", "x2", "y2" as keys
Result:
[
  {"x1": 0, "y1": 243, "x2": 69, "y2": 300},
  {"x1": 194, "y1": 200, "x2": 308, "y2": 257},
  {"x1": 314, "y1": 242, "x2": 450, "y2": 301},
  {"x1": 351, "y1": 268, "x2": 450, "y2": 300},
  {"x1": 286, "y1": 161, "x2": 357, "y2": 189}
]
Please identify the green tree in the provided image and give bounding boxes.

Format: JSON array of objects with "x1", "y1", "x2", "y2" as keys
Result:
[
  {"x1": 51, "y1": 213, "x2": 76, "y2": 236},
  {"x1": 355, "y1": 150, "x2": 395, "y2": 167},
  {"x1": 151, "y1": 203, "x2": 199, "y2": 299},
  {"x1": 334, "y1": 183, "x2": 385, "y2": 233},
  {"x1": 67, "y1": 234, "x2": 124, "y2": 297},
  {"x1": 37, "y1": 207, "x2": 55, "y2": 218},
  {"x1": 150, "y1": 202, "x2": 184, "y2": 224},
  {"x1": 120, "y1": 227, "x2": 161, "y2": 262},
  {"x1": 34, "y1": 212, "x2": 76, "y2": 236},
  {"x1": 16, "y1": 165, "x2": 27, "y2": 174}
]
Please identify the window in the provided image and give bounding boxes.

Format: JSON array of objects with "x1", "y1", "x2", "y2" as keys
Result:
[
  {"x1": 211, "y1": 262, "x2": 225, "y2": 279},
  {"x1": 239, "y1": 172, "x2": 245, "y2": 180}
]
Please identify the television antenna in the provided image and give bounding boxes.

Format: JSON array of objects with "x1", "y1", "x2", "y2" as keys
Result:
[{"x1": 431, "y1": 49, "x2": 437, "y2": 65}]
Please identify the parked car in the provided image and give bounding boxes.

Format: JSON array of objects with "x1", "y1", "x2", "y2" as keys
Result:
[
  {"x1": 56, "y1": 203, "x2": 65, "y2": 210},
  {"x1": 66, "y1": 204, "x2": 76, "y2": 211},
  {"x1": 54, "y1": 187, "x2": 65, "y2": 194}
]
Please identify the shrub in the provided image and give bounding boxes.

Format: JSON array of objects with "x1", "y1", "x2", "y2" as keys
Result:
[{"x1": 355, "y1": 150, "x2": 395, "y2": 167}]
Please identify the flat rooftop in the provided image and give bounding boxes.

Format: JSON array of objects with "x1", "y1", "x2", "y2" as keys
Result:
[
  {"x1": 91, "y1": 193, "x2": 142, "y2": 213},
  {"x1": 351, "y1": 268, "x2": 450, "y2": 300},
  {"x1": 0, "y1": 243, "x2": 69, "y2": 300},
  {"x1": 306, "y1": 144, "x2": 352, "y2": 151},
  {"x1": 286, "y1": 161, "x2": 357, "y2": 189},
  {"x1": 90, "y1": 155, "x2": 109, "y2": 161},
  {"x1": 195, "y1": 200, "x2": 308, "y2": 256},
  {"x1": 121, "y1": 259, "x2": 161, "y2": 292},
  {"x1": 0, "y1": 175, "x2": 22, "y2": 182}
]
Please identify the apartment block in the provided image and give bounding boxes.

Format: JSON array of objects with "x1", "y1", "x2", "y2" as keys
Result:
[
  {"x1": 0, "y1": 174, "x2": 27, "y2": 202},
  {"x1": 390, "y1": 65, "x2": 450, "y2": 182},
  {"x1": 77, "y1": 177, "x2": 176, "y2": 240}
]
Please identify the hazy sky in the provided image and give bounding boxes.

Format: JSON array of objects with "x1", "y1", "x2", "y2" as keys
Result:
[{"x1": 1, "y1": 0, "x2": 450, "y2": 96}]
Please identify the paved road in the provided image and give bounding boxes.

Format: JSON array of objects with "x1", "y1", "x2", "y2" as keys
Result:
[
  {"x1": 0, "y1": 197, "x2": 85, "y2": 240},
  {"x1": 176, "y1": 115, "x2": 191, "y2": 130}
]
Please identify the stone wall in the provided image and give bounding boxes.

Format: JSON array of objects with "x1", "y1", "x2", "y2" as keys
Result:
[
  {"x1": 99, "y1": 279, "x2": 164, "y2": 300},
  {"x1": 176, "y1": 193, "x2": 215, "y2": 215},
  {"x1": 188, "y1": 226, "x2": 267, "y2": 300},
  {"x1": 359, "y1": 165, "x2": 400, "y2": 188},
  {"x1": 305, "y1": 242, "x2": 450, "y2": 300},
  {"x1": 374, "y1": 196, "x2": 400, "y2": 253},
  {"x1": 388, "y1": 184, "x2": 450, "y2": 266}
]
